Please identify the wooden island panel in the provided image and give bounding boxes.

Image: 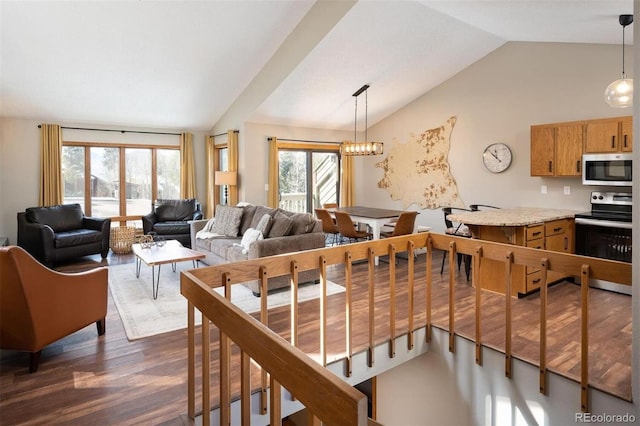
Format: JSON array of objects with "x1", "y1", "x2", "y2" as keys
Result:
[{"x1": 447, "y1": 208, "x2": 577, "y2": 297}]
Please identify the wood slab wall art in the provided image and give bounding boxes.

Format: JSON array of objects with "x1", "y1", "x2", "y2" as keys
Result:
[{"x1": 376, "y1": 116, "x2": 464, "y2": 209}]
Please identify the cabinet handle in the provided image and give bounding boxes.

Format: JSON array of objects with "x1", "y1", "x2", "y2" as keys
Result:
[
  {"x1": 611, "y1": 135, "x2": 616, "y2": 148},
  {"x1": 532, "y1": 278, "x2": 541, "y2": 284},
  {"x1": 624, "y1": 134, "x2": 627, "y2": 148},
  {"x1": 532, "y1": 231, "x2": 542, "y2": 236},
  {"x1": 576, "y1": 160, "x2": 581, "y2": 173},
  {"x1": 548, "y1": 161, "x2": 552, "y2": 172},
  {"x1": 553, "y1": 227, "x2": 562, "y2": 232},
  {"x1": 564, "y1": 237, "x2": 568, "y2": 251}
]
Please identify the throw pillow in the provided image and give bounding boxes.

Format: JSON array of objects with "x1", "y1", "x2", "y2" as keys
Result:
[
  {"x1": 202, "y1": 217, "x2": 216, "y2": 232},
  {"x1": 238, "y1": 227, "x2": 263, "y2": 254},
  {"x1": 212, "y1": 205, "x2": 244, "y2": 237},
  {"x1": 255, "y1": 213, "x2": 272, "y2": 236},
  {"x1": 288, "y1": 212, "x2": 315, "y2": 235},
  {"x1": 268, "y1": 212, "x2": 294, "y2": 238}
]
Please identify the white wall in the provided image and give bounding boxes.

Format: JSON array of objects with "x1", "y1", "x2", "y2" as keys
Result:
[
  {"x1": 363, "y1": 41, "x2": 633, "y2": 233},
  {"x1": 377, "y1": 328, "x2": 639, "y2": 425},
  {"x1": 240, "y1": 121, "x2": 354, "y2": 205}
]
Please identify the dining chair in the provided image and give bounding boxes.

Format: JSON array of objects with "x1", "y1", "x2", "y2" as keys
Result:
[
  {"x1": 322, "y1": 203, "x2": 338, "y2": 209},
  {"x1": 470, "y1": 204, "x2": 500, "y2": 211},
  {"x1": 380, "y1": 211, "x2": 419, "y2": 263},
  {"x1": 441, "y1": 207, "x2": 473, "y2": 281},
  {"x1": 334, "y1": 211, "x2": 372, "y2": 243},
  {"x1": 315, "y1": 208, "x2": 341, "y2": 246}
]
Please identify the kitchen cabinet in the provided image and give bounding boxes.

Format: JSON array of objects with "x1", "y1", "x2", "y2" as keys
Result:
[
  {"x1": 530, "y1": 123, "x2": 583, "y2": 176},
  {"x1": 584, "y1": 116, "x2": 633, "y2": 153},
  {"x1": 447, "y1": 209, "x2": 576, "y2": 297}
]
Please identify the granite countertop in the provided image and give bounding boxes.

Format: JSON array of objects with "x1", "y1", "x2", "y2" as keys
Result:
[{"x1": 447, "y1": 207, "x2": 579, "y2": 227}]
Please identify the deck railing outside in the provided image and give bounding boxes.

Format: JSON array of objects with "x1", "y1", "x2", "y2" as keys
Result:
[{"x1": 180, "y1": 232, "x2": 632, "y2": 424}]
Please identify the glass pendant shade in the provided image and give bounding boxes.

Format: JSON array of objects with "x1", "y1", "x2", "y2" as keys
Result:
[{"x1": 604, "y1": 76, "x2": 633, "y2": 108}]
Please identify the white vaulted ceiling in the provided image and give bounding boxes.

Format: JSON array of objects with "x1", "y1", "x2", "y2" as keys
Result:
[{"x1": 0, "y1": 0, "x2": 634, "y2": 132}]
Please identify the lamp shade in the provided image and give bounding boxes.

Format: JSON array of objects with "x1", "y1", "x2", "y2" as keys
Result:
[
  {"x1": 604, "y1": 77, "x2": 633, "y2": 108},
  {"x1": 215, "y1": 171, "x2": 237, "y2": 186}
]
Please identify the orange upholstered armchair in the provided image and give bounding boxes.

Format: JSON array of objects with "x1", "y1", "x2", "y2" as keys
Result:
[{"x1": 0, "y1": 246, "x2": 108, "y2": 372}]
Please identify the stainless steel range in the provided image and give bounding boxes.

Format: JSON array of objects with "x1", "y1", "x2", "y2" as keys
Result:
[{"x1": 575, "y1": 191, "x2": 632, "y2": 294}]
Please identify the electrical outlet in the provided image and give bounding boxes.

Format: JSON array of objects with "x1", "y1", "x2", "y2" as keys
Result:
[
  {"x1": 564, "y1": 186, "x2": 571, "y2": 195},
  {"x1": 541, "y1": 185, "x2": 547, "y2": 194},
  {"x1": 264, "y1": 183, "x2": 269, "y2": 191}
]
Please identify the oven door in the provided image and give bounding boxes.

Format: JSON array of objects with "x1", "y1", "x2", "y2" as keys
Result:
[{"x1": 575, "y1": 218, "x2": 632, "y2": 294}]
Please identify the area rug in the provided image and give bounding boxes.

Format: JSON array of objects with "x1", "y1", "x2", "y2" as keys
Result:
[{"x1": 108, "y1": 262, "x2": 345, "y2": 341}]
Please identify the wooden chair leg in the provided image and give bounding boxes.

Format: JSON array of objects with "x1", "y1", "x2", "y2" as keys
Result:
[
  {"x1": 29, "y1": 351, "x2": 41, "y2": 373},
  {"x1": 440, "y1": 251, "x2": 447, "y2": 274},
  {"x1": 96, "y1": 318, "x2": 106, "y2": 336}
]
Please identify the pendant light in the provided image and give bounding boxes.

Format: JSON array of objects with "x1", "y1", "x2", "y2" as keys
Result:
[
  {"x1": 341, "y1": 84, "x2": 383, "y2": 156},
  {"x1": 604, "y1": 14, "x2": 633, "y2": 108}
]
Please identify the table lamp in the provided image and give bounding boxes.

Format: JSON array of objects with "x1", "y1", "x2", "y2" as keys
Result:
[{"x1": 215, "y1": 171, "x2": 237, "y2": 205}]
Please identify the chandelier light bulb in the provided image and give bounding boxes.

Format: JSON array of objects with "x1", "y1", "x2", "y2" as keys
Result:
[{"x1": 604, "y1": 78, "x2": 633, "y2": 108}]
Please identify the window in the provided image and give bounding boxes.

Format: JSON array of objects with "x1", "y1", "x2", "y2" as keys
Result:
[
  {"x1": 62, "y1": 143, "x2": 180, "y2": 226},
  {"x1": 278, "y1": 146, "x2": 340, "y2": 213}
]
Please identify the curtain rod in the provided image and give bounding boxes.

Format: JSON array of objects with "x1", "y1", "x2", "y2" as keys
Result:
[
  {"x1": 37, "y1": 125, "x2": 181, "y2": 136},
  {"x1": 267, "y1": 137, "x2": 341, "y2": 144},
  {"x1": 212, "y1": 130, "x2": 240, "y2": 137}
]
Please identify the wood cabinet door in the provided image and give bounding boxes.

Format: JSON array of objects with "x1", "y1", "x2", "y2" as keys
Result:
[
  {"x1": 585, "y1": 119, "x2": 620, "y2": 153},
  {"x1": 530, "y1": 126, "x2": 555, "y2": 176},
  {"x1": 554, "y1": 124, "x2": 583, "y2": 176},
  {"x1": 620, "y1": 117, "x2": 633, "y2": 152}
]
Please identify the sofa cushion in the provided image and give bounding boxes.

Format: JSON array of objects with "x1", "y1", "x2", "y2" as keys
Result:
[
  {"x1": 54, "y1": 229, "x2": 103, "y2": 248},
  {"x1": 268, "y1": 212, "x2": 294, "y2": 238},
  {"x1": 239, "y1": 205, "x2": 257, "y2": 235},
  {"x1": 155, "y1": 199, "x2": 198, "y2": 221},
  {"x1": 226, "y1": 245, "x2": 249, "y2": 263},
  {"x1": 238, "y1": 228, "x2": 263, "y2": 253},
  {"x1": 26, "y1": 204, "x2": 84, "y2": 232},
  {"x1": 285, "y1": 212, "x2": 316, "y2": 235},
  {"x1": 249, "y1": 206, "x2": 277, "y2": 228},
  {"x1": 212, "y1": 205, "x2": 244, "y2": 237},
  {"x1": 208, "y1": 237, "x2": 239, "y2": 259},
  {"x1": 255, "y1": 214, "x2": 272, "y2": 236}
]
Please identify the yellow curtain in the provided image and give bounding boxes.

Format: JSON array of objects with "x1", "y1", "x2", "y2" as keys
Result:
[
  {"x1": 180, "y1": 132, "x2": 196, "y2": 199},
  {"x1": 228, "y1": 130, "x2": 239, "y2": 206},
  {"x1": 39, "y1": 124, "x2": 63, "y2": 206},
  {"x1": 340, "y1": 151, "x2": 355, "y2": 206},
  {"x1": 205, "y1": 135, "x2": 215, "y2": 217},
  {"x1": 267, "y1": 137, "x2": 279, "y2": 208}
]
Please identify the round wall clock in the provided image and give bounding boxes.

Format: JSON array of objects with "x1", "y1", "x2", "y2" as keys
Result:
[{"x1": 482, "y1": 143, "x2": 512, "y2": 173}]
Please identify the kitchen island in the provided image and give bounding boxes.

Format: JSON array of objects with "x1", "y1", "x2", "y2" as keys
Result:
[{"x1": 447, "y1": 207, "x2": 578, "y2": 296}]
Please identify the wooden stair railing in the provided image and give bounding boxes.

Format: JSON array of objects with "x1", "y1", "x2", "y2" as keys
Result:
[{"x1": 181, "y1": 232, "x2": 632, "y2": 423}]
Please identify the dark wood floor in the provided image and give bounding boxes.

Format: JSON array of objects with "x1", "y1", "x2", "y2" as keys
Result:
[{"x1": 0, "y1": 250, "x2": 632, "y2": 424}]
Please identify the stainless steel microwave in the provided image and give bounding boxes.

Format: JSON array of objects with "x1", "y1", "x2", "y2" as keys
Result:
[{"x1": 582, "y1": 153, "x2": 633, "y2": 186}]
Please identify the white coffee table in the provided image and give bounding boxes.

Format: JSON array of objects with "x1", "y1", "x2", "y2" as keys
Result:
[{"x1": 131, "y1": 239, "x2": 205, "y2": 299}]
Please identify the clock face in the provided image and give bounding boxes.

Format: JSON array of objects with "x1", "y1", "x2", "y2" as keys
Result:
[{"x1": 482, "y1": 143, "x2": 512, "y2": 173}]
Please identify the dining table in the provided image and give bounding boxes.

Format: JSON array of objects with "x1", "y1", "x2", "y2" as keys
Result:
[{"x1": 328, "y1": 206, "x2": 408, "y2": 265}]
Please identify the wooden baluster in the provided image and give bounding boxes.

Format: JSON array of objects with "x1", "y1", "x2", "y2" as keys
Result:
[
  {"x1": 539, "y1": 258, "x2": 549, "y2": 395},
  {"x1": 580, "y1": 264, "x2": 590, "y2": 412},
  {"x1": 368, "y1": 247, "x2": 375, "y2": 367},
  {"x1": 407, "y1": 241, "x2": 415, "y2": 350},
  {"x1": 260, "y1": 267, "x2": 268, "y2": 414},
  {"x1": 202, "y1": 308, "x2": 211, "y2": 426},
  {"x1": 474, "y1": 246, "x2": 483, "y2": 365},
  {"x1": 448, "y1": 241, "x2": 456, "y2": 353},
  {"x1": 388, "y1": 244, "x2": 396, "y2": 358},
  {"x1": 504, "y1": 251, "x2": 513, "y2": 378},
  {"x1": 320, "y1": 256, "x2": 327, "y2": 367},
  {"x1": 426, "y1": 236, "x2": 433, "y2": 343},
  {"x1": 345, "y1": 252, "x2": 353, "y2": 377},
  {"x1": 241, "y1": 351, "x2": 251, "y2": 425},
  {"x1": 187, "y1": 301, "x2": 195, "y2": 419},
  {"x1": 220, "y1": 272, "x2": 231, "y2": 425},
  {"x1": 290, "y1": 261, "x2": 299, "y2": 348},
  {"x1": 270, "y1": 377, "x2": 281, "y2": 426}
]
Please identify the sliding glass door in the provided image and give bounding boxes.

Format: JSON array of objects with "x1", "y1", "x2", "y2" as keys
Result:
[{"x1": 278, "y1": 149, "x2": 339, "y2": 213}]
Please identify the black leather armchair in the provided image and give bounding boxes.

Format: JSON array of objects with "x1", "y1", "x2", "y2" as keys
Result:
[
  {"x1": 142, "y1": 199, "x2": 202, "y2": 247},
  {"x1": 17, "y1": 204, "x2": 111, "y2": 267}
]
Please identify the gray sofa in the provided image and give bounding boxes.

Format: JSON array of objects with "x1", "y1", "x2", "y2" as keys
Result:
[{"x1": 190, "y1": 204, "x2": 325, "y2": 295}]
